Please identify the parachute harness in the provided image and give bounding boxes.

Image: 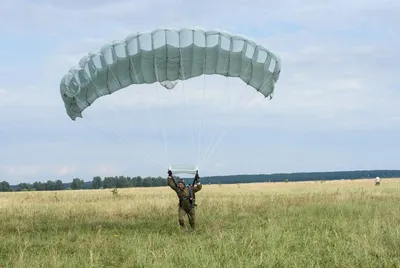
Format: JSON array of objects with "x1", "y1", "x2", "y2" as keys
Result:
[
  {"x1": 173, "y1": 170, "x2": 199, "y2": 210},
  {"x1": 176, "y1": 185, "x2": 197, "y2": 210}
]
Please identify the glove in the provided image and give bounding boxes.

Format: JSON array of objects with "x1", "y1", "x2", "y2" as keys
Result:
[{"x1": 168, "y1": 169, "x2": 172, "y2": 177}]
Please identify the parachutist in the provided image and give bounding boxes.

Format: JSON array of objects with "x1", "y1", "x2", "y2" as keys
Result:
[{"x1": 167, "y1": 170, "x2": 202, "y2": 231}]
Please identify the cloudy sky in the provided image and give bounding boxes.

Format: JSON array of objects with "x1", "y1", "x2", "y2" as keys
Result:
[{"x1": 1, "y1": 0, "x2": 399, "y2": 184}]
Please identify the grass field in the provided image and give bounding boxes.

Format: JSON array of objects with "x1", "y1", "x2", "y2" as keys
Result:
[{"x1": 0, "y1": 179, "x2": 399, "y2": 268}]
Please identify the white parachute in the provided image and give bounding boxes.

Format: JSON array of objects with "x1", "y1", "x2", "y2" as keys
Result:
[{"x1": 59, "y1": 27, "x2": 282, "y2": 175}]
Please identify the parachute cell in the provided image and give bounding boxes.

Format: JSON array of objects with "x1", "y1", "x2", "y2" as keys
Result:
[{"x1": 60, "y1": 28, "x2": 282, "y2": 120}]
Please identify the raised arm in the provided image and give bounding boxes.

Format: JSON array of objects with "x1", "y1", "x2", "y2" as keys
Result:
[
  {"x1": 193, "y1": 171, "x2": 202, "y2": 193},
  {"x1": 167, "y1": 170, "x2": 177, "y2": 191}
]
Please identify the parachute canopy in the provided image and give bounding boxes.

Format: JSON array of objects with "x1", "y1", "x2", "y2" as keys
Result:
[{"x1": 60, "y1": 28, "x2": 282, "y2": 120}]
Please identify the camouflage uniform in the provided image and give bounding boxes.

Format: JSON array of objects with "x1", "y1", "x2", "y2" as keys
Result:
[{"x1": 167, "y1": 175, "x2": 202, "y2": 230}]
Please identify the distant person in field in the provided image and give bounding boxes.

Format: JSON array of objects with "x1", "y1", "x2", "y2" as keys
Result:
[
  {"x1": 167, "y1": 169, "x2": 202, "y2": 231},
  {"x1": 375, "y1": 176, "x2": 380, "y2": 186}
]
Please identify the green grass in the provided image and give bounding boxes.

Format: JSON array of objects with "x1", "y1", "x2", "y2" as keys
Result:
[{"x1": 0, "y1": 179, "x2": 399, "y2": 267}]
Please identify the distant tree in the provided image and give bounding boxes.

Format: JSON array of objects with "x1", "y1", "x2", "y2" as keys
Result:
[
  {"x1": 55, "y1": 180, "x2": 64, "y2": 190},
  {"x1": 71, "y1": 178, "x2": 84, "y2": 190},
  {"x1": 0, "y1": 181, "x2": 12, "y2": 192},
  {"x1": 116, "y1": 176, "x2": 129, "y2": 188},
  {"x1": 18, "y1": 183, "x2": 33, "y2": 191},
  {"x1": 142, "y1": 177, "x2": 152, "y2": 187},
  {"x1": 134, "y1": 176, "x2": 142, "y2": 187},
  {"x1": 46, "y1": 180, "x2": 56, "y2": 190},
  {"x1": 92, "y1": 176, "x2": 102, "y2": 189},
  {"x1": 32, "y1": 181, "x2": 46, "y2": 191},
  {"x1": 103, "y1": 177, "x2": 116, "y2": 188}
]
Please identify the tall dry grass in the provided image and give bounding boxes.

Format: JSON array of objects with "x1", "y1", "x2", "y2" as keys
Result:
[{"x1": 0, "y1": 179, "x2": 399, "y2": 267}]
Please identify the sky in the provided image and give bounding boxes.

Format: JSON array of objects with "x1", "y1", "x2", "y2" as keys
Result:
[{"x1": 1, "y1": 0, "x2": 400, "y2": 184}]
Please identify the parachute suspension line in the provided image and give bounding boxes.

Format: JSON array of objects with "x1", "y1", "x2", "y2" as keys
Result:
[
  {"x1": 178, "y1": 44, "x2": 197, "y2": 164},
  {"x1": 197, "y1": 44, "x2": 232, "y2": 170},
  {"x1": 88, "y1": 47, "x2": 169, "y2": 172},
  {"x1": 198, "y1": 33, "x2": 233, "y2": 170},
  {"x1": 198, "y1": 85, "x2": 267, "y2": 170},
  {"x1": 201, "y1": 130, "x2": 228, "y2": 169},
  {"x1": 121, "y1": 41, "x2": 170, "y2": 171},
  {"x1": 73, "y1": 95, "x2": 124, "y2": 149},
  {"x1": 196, "y1": 36, "x2": 209, "y2": 169},
  {"x1": 228, "y1": 54, "x2": 255, "y2": 112},
  {"x1": 196, "y1": 74, "x2": 207, "y2": 168},
  {"x1": 152, "y1": 38, "x2": 169, "y2": 166},
  {"x1": 226, "y1": 62, "x2": 275, "y2": 115},
  {"x1": 74, "y1": 91, "x2": 168, "y2": 172},
  {"x1": 199, "y1": 76, "x2": 229, "y2": 170},
  {"x1": 76, "y1": 67, "x2": 126, "y2": 147},
  {"x1": 82, "y1": 37, "x2": 168, "y2": 173},
  {"x1": 227, "y1": 72, "x2": 273, "y2": 115},
  {"x1": 71, "y1": 95, "x2": 136, "y2": 169},
  {"x1": 138, "y1": 92, "x2": 169, "y2": 170},
  {"x1": 197, "y1": 56, "x2": 256, "y2": 170},
  {"x1": 154, "y1": 82, "x2": 169, "y2": 166},
  {"x1": 199, "y1": 86, "x2": 267, "y2": 170},
  {"x1": 125, "y1": 89, "x2": 168, "y2": 171},
  {"x1": 154, "y1": 84, "x2": 168, "y2": 163},
  {"x1": 200, "y1": 85, "x2": 263, "y2": 170}
]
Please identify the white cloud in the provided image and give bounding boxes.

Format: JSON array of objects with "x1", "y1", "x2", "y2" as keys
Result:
[
  {"x1": 91, "y1": 165, "x2": 120, "y2": 177},
  {"x1": 0, "y1": 164, "x2": 77, "y2": 182},
  {"x1": 58, "y1": 166, "x2": 76, "y2": 176},
  {"x1": 0, "y1": 165, "x2": 45, "y2": 177}
]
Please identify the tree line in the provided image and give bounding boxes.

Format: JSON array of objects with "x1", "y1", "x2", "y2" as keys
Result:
[
  {"x1": 0, "y1": 170, "x2": 399, "y2": 192},
  {"x1": 0, "y1": 176, "x2": 171, "y2": 192}
]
